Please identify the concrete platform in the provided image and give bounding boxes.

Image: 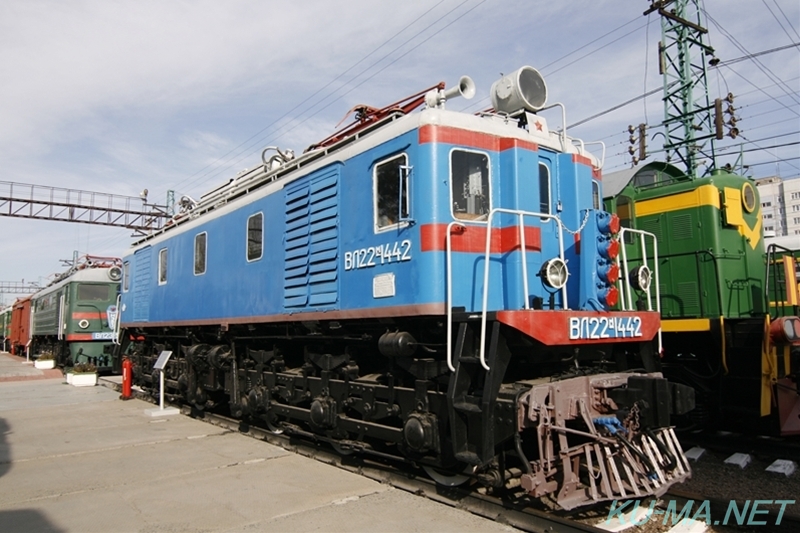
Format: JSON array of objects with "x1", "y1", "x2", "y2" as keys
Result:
[
  {"x1": 0, "y1": 369, "x2": 515, "y2": 532},
  {"x1": 0, "y1": 353, "x2": 62, "y2": 382}
]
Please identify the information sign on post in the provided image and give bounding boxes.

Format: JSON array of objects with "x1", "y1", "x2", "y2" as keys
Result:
[{"x1": 145, "y1": 350, "x2": 179, "y2": 417}]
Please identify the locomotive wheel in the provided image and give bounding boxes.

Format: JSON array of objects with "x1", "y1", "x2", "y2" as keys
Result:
[{"x1": 422, "y1": 465, "x2": 474, "y2": 487}]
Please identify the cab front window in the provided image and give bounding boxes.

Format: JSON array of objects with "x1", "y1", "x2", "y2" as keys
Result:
[{"x1": 451, "y1": 150, "x2": 490, "y2": 220}]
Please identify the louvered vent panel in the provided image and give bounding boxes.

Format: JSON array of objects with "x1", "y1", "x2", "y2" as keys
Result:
[
  {"x1": 133, "y1": 247, "x2": 152, "y2": 322},
  {"x1": 677, "y1": 281, "x2": 700, "y2": 315},
  {"x1": 671, "y1": 213, "x2": 693, "y2": 240},
  {"x1": 284, "y1": 167, "x2": 339, "y2": 309},
  {"x1": 639, "y1": 218, "x2": 662, "y2": 242}
]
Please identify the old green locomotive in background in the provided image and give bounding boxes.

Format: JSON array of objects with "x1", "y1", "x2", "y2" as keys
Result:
[
  {"x1": 605, "y1": 162, "x2": 800, "y2": 436},
  {"x1": 30, "y1": 255, "x2": 121, "y2": 371}
]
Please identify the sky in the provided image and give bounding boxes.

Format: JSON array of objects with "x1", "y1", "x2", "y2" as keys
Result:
[{"x1": 0, "y1": 0, "x2": 798, "y2": 301}]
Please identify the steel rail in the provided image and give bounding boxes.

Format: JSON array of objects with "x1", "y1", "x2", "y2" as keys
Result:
[{"x1": 100, "y1": 379, "x2": 605, "y2": 533}]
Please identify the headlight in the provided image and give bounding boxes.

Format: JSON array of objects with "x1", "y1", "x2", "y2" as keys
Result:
[
  {"x1": 630, "y1": 265, "x2": 652, "y2": 291},
  {"x1": 784, "y1": 319, "x2": 794, "y2": 339},
  {"x1": 78, "y1": 319, "x2": 90, "y2": 329},
  {"x1": 541, "y1": 257, "x2": 569, "y2": 289},
  {"x1": 108, "y1": 266, "x2": 122, "y2": 281}
]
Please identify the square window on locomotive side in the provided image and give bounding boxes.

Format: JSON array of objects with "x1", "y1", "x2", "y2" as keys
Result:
[
  {"x1": 451, "y1": 150, "x2": 490, "y2": 221},
  {"x1": 194, "y1": 232, "x2": 207, "y2": 275},
  {"x1": 247, "y1": 213, "x2": 263, "y2": 262},
  {"x1": 374, "y1": 153, "x2": 409, "y2": 232}
]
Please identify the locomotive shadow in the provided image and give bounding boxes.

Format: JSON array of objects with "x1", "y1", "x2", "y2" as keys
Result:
[
  {"x1": 0, "y1": 417, "x2": 65, "y2": 532},
  {"x1": 0, "y1": 510, "x2": 65, "y2": 533},
  {"x1": 0, "y1": 416, "x2": 9, "y2": 479}
]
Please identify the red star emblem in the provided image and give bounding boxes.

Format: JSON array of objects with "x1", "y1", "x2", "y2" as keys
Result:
[{"x1": 534, "y1": 120, "x2": 543, "y2": 131}]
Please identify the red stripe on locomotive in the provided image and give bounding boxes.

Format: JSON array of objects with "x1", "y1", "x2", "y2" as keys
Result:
[
  {"x1": 420, "y1": 224, "x2": 542, "y2": 253},
  {"x1": 419, "y1": 125, "x2": 539, "y2": 152}
]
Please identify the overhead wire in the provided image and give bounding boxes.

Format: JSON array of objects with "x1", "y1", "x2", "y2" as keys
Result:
[
  {"x1": 94, "y1": 4, "x2": 800, "y2": 255},
  {"x1": 175, "y1": 0, "x2": 490, "y2": 197},
  {"x1": 90, "y1": 0, "x2": 489, "y2": 253},
  {"x1": 180, "y1": 0, "x2": 487, "y2": 197},
  {"x1": 716, "y1": 130, "x2": 800, "y2": 151},
  {"x1": 155, "y1": 0, "x2": 458, "y2": 199},
  {"x1": 772, "y1": 0, "x2": 800, "y2": 40},
  {"x1": 712, "y1": 42, "x2": 800, "y2": 67},
  {"x1": 747, "y1": 156, "x2": 800, "y2": 168},
  {"x1": 762, "y1": 0, "x2": 797, "y2": 44},
  {"x1": 737, "y1": 133, "x2": 800, "y2": 172},
  {"x1": 459, "y1": 15, "x2": 651, "y2": 116},
  {"x1": 703, "y1": 10, "x2": 800, "y2": 108}
]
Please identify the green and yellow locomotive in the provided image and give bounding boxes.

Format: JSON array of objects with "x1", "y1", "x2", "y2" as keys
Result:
[
  {"x1": 605, "y1": 162, "x2": 800, "y2": 435},
  {"x1": 30, "y1": 255, "x2": 121, "y2": 371}
]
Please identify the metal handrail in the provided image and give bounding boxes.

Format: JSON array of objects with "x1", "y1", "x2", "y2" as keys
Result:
[
  {"x1": 478, "y1": 208, "x2": 567, "y2": 370},
  {"x1": 446, "y1": 221, "x2": 467, "y2": 372},
  {"x1": 446, "y1": 210, "x2": 567, "y2": 372},
  {"x1": 617, "y1": 227, "x2": 662, "y2": 353},
  {"x1": 765, "y1": 244, "x2": 800, "y2": 319}
]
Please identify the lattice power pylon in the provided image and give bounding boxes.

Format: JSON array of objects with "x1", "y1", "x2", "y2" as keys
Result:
[
  {"x1": 0, "y1": 181, "x2": 171, "y2": 235},
  {"x1": 645, "y1": 0, "x2": 720, "y2": 176}
]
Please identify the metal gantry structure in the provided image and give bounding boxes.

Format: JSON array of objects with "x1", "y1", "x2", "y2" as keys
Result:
[
  {"x1": 0, "y1": 181, "x2": 172, "y2": 235},
  {"x1": 0, "y1": 280, "x2": 42, "y2": 307},
  {"x1": 644, "y1": 0, "x2": 726, "y2": 176},
  {"x1": 0, "y1": 281, "x2": 42, "y2": 294}
]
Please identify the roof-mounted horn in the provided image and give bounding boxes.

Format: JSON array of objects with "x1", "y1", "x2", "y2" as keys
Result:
[{"x1": 424, "y1": 76, "x2": 475, "y2": 108}]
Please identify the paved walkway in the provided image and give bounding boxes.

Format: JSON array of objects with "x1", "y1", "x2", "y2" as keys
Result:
[
  {"x1": 0, "y1": 352, "x2": 63, "y2": 382},
  {"x1": 0, "y1": 374, "x2": 515, "y2": 532}
]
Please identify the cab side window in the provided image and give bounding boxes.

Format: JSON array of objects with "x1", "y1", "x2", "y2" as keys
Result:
[
  {"x1": 451, "y1": 150, "x2": 490, "y2": 220},
  {"x1": 194, "y1": 232, "x2": 207, "y2": 275},
  {"x1": 158, "y1": 248, "x2": 168, "y2": 285},
  {"x1": 123, "y1": 261, "x2": 130, "y2": 292},
  {"x1": 374, "y1": 154, "x2": 408, "y2": 231},
  {"x1": 247, "y1": 213, "x2": 263, "y2": 262},
  {"x1": 592, "y1": 180, "x2": 601, "y2": 210},
  {"x1": 539, "y1": 163, "x2": 551, "y2": 214}
]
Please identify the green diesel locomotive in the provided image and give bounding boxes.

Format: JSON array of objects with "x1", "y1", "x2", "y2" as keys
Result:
[
  {"x1": 605, "y1": 162, "x2": 800, "y2": 435},
  {"x1": 30, "y1": 255, "x2": 122, "y2": 371}
]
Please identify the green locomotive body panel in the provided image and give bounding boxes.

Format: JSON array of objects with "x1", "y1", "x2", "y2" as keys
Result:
[
  {"x1": 30, "y1": 259, "x2": 121, "y2": 368},
  {"x1": 1, "y1": 307, "x2": 11, "y2": 351},
  {"x1": 605, "y1": 162, "x2": 764, "y2": 321}
]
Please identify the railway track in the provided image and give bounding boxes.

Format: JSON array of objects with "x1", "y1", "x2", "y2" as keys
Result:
[
  {"x1": 678, "y1": 430, "x2": 800, "y2": 461},
  {"x1": 190, "y1": 408, "x2": 606, "y2": 533},
  {"x1": 664, "y1": 489, "x2": 800, "y2": 533},
  {"x1": 103, "y1": 380, "x2": 800, "y2": 532},
  {"x1": 104, "y1": 379, "x2": 604, "y2": 532}
]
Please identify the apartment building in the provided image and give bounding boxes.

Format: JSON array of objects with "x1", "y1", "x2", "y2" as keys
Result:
[{"x1": 754, "y1": 175, "x2": 800, "y2": 239}]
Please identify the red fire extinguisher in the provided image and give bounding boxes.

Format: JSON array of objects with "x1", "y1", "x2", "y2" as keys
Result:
[{"x1": 121, "y1": 357, "x2": 132, "y2": 400}]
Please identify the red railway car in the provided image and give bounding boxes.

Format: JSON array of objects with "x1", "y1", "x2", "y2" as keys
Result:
[{"x1": 10, "y1": 296, "x2": 32, "y2": 357}]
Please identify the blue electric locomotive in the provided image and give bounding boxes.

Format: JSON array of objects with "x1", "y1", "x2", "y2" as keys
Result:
[{"x1": 119, "y1": 66, "x2": 694, "y2": 509}]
